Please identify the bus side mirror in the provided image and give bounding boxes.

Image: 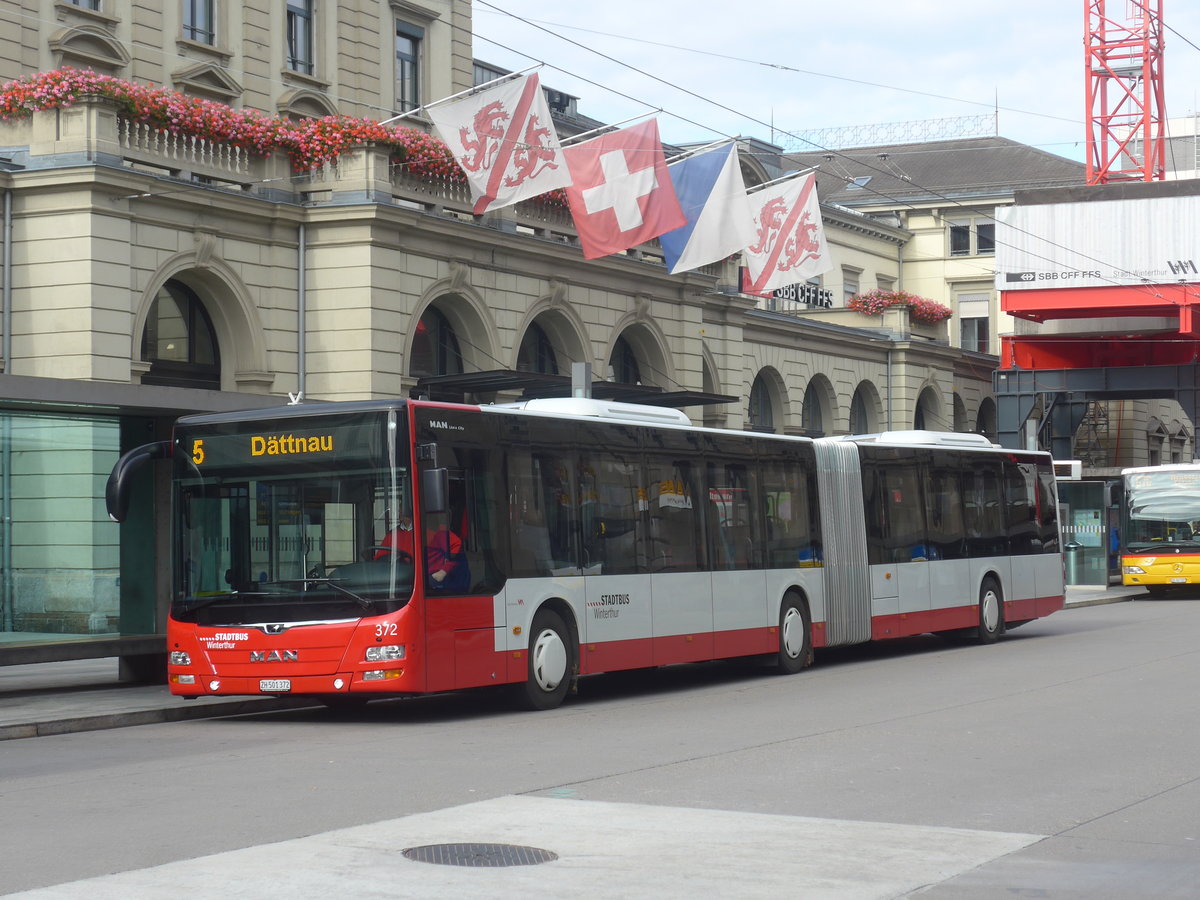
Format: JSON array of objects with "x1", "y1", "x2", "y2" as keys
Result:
[
  {"x1": 421, "y1": 467, "x2": 449, "y2": 514},
  {"x1": 106, "y1": 440, "x2": 171, "y2": 523}
]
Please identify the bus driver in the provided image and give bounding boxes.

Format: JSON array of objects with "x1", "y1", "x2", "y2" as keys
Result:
[{"x1": 375, "y1": 515, "x2": 465, "y2": 590}]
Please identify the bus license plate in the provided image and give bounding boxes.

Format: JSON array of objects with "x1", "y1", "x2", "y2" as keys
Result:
[
  {"x1": 1171, "y1": 577, "x2": 1187, "y2": 584},
  {"x1": 259, "y1": 679, "x2": 291, "y2": 692}
]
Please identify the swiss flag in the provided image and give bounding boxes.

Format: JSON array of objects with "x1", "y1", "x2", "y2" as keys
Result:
[{"x1": 563, "y1": 119, "x2": 686, "y2": 260}]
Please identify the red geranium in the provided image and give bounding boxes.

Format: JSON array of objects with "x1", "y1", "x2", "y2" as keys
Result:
[
  {"x1": 847, "y1": 289, "x2": 952, "y2": 324},
  {"x1": 0, "y1": 65, "x2": 563, "y2": 208}
]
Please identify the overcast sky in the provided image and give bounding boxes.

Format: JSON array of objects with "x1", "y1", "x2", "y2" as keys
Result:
[{"x1": 472, "y1": 1, "x2": 1200, "y2": 163}]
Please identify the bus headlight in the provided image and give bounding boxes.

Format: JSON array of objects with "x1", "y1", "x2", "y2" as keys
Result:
[
  {"x1": 1123, "y1": 565, "x2": 1146, "y2": 575},
  {"x1": 169, "y1": 651, "x2": 192, "y2": 666},
  {"x1": 365, "y1": 644, "x2": 406, "y2": 662}
]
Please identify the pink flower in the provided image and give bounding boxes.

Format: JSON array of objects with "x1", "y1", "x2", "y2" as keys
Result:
[
  {"x1": 1, "y1": 66, "x2": 566, "y2": 204},
  {"x1": 847, "y1": 289, "x2": 952, "y2": 324}
]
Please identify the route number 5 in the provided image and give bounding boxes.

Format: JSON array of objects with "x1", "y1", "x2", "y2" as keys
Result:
[{"x1": 192, "y1": 439, "x2": 205, "y2": 465}]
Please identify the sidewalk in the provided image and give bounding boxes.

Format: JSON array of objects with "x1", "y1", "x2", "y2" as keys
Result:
[
  {"x1": 0, "y1": 585, "x2": 1142, "y2": 742},
  {"x1": 1063, "y1": 582, "x2": 1144, "y2": 607},
  {"x1": 0, "y1": 658, "x2": 316, "y2": 741}
]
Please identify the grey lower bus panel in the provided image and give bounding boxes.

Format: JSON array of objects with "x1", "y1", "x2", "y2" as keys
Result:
[{"x1": 813, "y1": 439, "x2": 872, "y2": 646}]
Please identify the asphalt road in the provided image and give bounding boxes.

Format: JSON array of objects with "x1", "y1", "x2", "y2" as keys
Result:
[{"x1": 3, "y1": 596, "x2": 1199, "y2": 898}]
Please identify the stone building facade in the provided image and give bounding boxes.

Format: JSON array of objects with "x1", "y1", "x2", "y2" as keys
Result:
[{"x1": 0, "y1": 1, "x2": 998, "y2": 663}]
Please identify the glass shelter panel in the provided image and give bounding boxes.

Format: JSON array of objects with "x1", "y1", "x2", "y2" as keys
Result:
[
  {"x1": 1058, "y1": 480, "x2": 1109, "y2": 585},
  {"x1": 0, "y1": 412, "x2": 121, "y2": 641}
]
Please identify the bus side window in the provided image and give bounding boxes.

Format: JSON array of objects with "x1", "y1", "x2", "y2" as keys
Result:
[
  {"x1": 422, "y1": 448, "x2": 508, "y2": 595},
  {"x1": 645, "y1": 456, "x2": 702, "y2": 572},
  {"x1": 964, "y1": 463, "x2": 1006, "y2": 557},
  {"x1": 761, "y1": 451, "x2": 814, "y2": 568},
  {"x1": 707, "y1": 462, "x2": 755, "y2": 570},
  {"x1": 508, "y1": 450, "x2": 578, "y2": 577},
  {"x1": 1005, "y1": 465, "x2": 1038, "y2": 554},
  {"x1": 508, "y1": 449, "x2": 549, "y2": 577},
  {"x1": 539, "y1": 453, "x2": 579, "y2": 574},
  {"x1": 924, "y1": 461, "x2": 966, "y2": 561},
  {"x1": 874, "y1": 452, "x2": 924, "y2": 564},
  {"x1": 578, "y1": 451, "x2": 642, "y2": 575},
  {"x1": 1036, "y1": 466, "x2": 1061, "y2": 553},
  {"x1": 862, "y1": 463, "x2": 889, "y2": 565}
]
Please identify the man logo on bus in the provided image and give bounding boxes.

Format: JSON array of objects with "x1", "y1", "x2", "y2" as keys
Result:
[{"x1": 250, "y1": 650, "x2": 298, "y2": 662}]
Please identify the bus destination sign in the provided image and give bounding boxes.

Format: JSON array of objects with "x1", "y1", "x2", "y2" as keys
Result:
[
  {"x1": 1129, "y1": 471, "x2": 1200, "y2": 490},
  {"x1": 176, "y1": 414, "x2": 389, "y2": 473}
]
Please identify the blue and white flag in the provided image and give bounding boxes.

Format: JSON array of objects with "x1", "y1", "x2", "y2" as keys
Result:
[{"x1": 659, "y1": 142, "x2": 754, "y2": 275}]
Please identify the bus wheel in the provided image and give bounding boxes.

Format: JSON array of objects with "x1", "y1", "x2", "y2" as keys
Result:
[
  {"x1": 777, "y1": 595, "x2": 813, "y2": 674},
  {"x1": 978, "y1": 578, "x2": 1004, "y2": 644},
  {"x1": 519, "y1": 609, "x2": 573, "y2": 710}
]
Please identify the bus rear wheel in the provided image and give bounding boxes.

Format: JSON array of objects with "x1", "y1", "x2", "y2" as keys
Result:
[
  {"x1": 518, "y1": 609, "x2": 574, "y2": 710},
  {"x1": 776, "y1": 595, "x2": 813, "y2": 674},
  {"x1": 978, "y1": 577, "x2": 1004, "y2": 644}
]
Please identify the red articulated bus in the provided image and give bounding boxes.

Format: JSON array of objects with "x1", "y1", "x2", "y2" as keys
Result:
[{"x1": 107, "y1": 397, "x2": 1064, "y2": 710}]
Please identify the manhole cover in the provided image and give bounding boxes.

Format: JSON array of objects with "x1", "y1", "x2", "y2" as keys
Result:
[{"x1": 402, "y1": 842, "x2": 558, "y2": 868}]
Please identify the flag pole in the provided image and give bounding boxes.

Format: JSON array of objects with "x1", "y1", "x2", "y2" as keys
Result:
[
  {"x1": 664, "y1": 138, "x2": 733, "y2": 165},
  {"x1": 746, "y1": 166, "x2": 818, "y2": 194},
  {"x1": 559, "y1": 111, "x2": 662, "y2": 146},
  {"x1": 378, "y1": 64, "x2": 542, "y2": 126}
]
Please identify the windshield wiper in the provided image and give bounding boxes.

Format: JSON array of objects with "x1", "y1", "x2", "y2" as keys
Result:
[
  {"x1": 179, "y1": 590, "x2": 273, "y2": 613},
  {"x1": 260, "y1": 578, "x2": 374, "y2": 611}
]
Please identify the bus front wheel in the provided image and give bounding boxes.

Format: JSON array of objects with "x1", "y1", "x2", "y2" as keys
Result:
[
  {"x1": 776, "y1": 595, "x2": 813, "y2": 674},
  {"x1": 518, "y1": 609, "x2": 574, "y2": 710},
  {"x1": 978, "y1": 578, "x2": 1004, "y2": 644}
]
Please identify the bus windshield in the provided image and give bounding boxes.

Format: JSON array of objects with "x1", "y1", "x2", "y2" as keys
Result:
[
  {"x1": 1123, "y1": 469, "x2": 1200, "y2": 551},
  {"x1": 172, "y1": 410, "x2": 411, "y2": 625}
]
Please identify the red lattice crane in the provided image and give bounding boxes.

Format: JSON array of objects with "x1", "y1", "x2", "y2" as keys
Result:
[{"x1": 1085, "y1": 0, "x2": 1166, "y2": 184}]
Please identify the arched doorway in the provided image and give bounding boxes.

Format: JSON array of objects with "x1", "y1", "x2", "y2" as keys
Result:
[
  {"x1": 849, "y1": 381, "x2": 881, "y2": 434},
  {"x1": 914, "y1": 386, "x2": 941, "y2": 431},
  {"x1": 802, "y1": 375, "x2": 835, "y2": 437},
  {"x1": 976, "y1": 397, "x2": 997, "y2": 441},
  {"x1": 139, "y1": 279, "x2": 220, "y2": 389},
  {"x1": 748, "y1": 370, "x2": 780, "y2": 432},
  {"x1": 953, "y1": 393, "x2": 969, "y2": 432},
  {"x1": 410, "y1": 305, "x2": 464, "y2": 378},
  {"x1": 516, "y1": 321, "x2": 559, "y2": 375},
  {"x1": 701, "y1": 354, "x2": 724, "y2": 428},
  {"x1": 608, "y1": 334, "x2": 642, "y2": 385}
]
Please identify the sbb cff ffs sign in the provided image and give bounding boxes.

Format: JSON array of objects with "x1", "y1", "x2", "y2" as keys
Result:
[{"x1": 738, "y1": 268, "x2": 833, "y2": 307}]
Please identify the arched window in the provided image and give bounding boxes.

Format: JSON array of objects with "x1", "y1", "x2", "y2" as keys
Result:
[
  {"x1": 802, "y1": 382, "x2": 825, "y2": 436},
  {"x1": 914, "y1": 387, "x2": 939, "y2": 431},
  {"x1": 516, "y1": 322, "x2": 559, "y2": 374},
  {"x1": 953, "y1": 394, "x2": 969, "y2": 432},
  {"x1": 976, "y1": 397, "x2": 997, "y2": 441},
  {"x1": 748, "y1": 373, "x2": 774, "y2": 432},
  {"x1": 850, "y1": 387, "x2": 871, "y2": 434},
  {"x1": 608, "y1": 335, "x2": 641, "y2": 384},
  {"x1": 410, "y1": 306, "x2": 464, "y2": 378},
  {"x1": 140, "y1": 280, "x2": 220, "y2": 389}
]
